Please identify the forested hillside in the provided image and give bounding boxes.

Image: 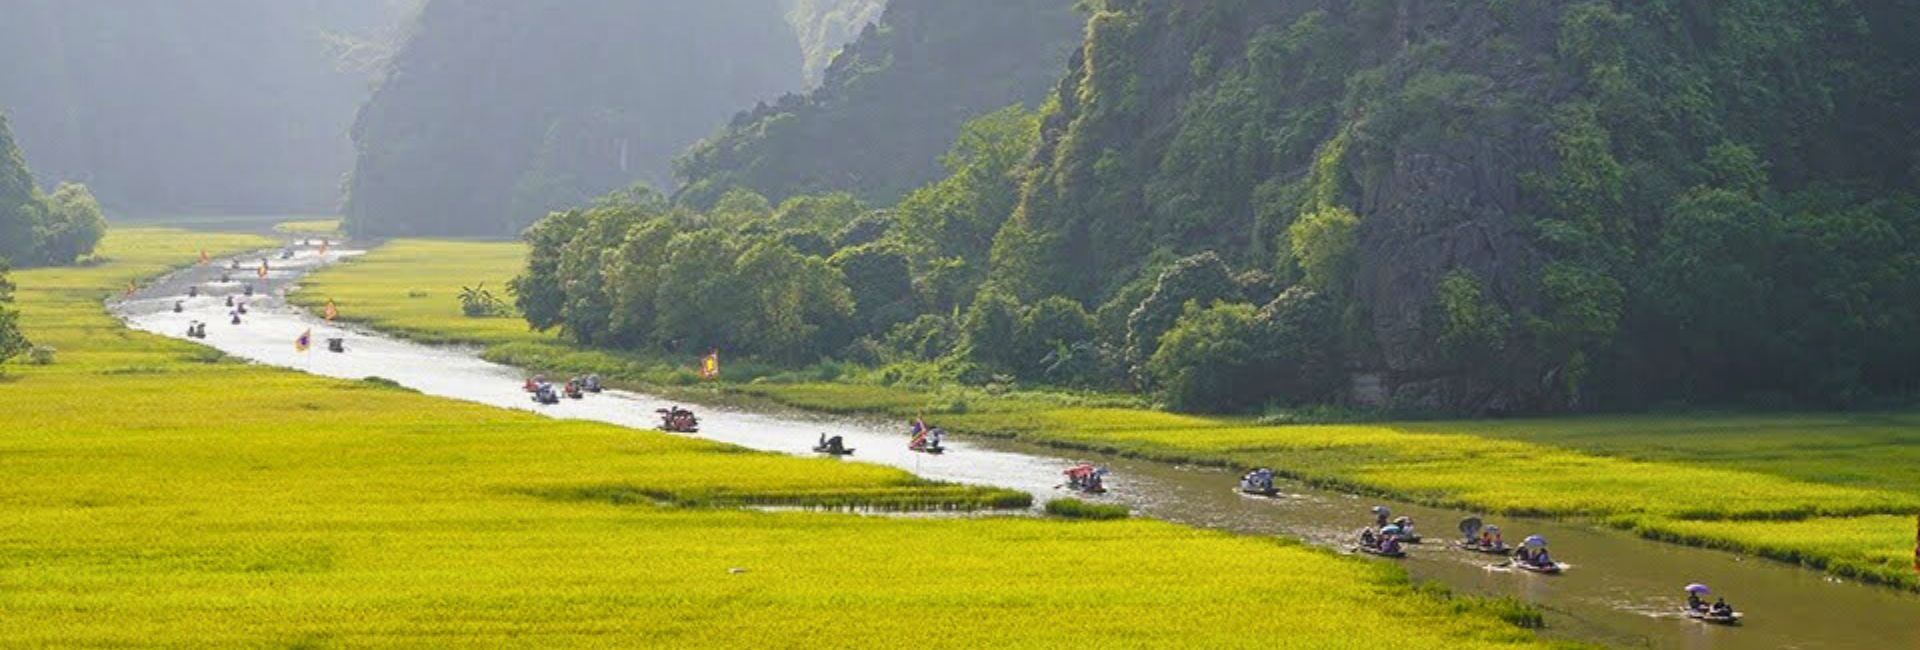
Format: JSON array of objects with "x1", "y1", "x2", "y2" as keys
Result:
[
  {"x1": 346, "y1": 0, "x2": 802, "y2": 237},
  {"x1": 674, "y1": 0, "x2": 1082, "y2": 208},
  {"x1": 992, "y1": 0, "x2": 1920, "y2": 411},
  {"x1": 783, "y1": 0, "x2": 888, "y2": 85},
  {"x1": 0, "y1": 0, "x2": 402, "y2": 214},
  {"x1": 521, "y1": 0, "x2": 1920, "y2": 415}
]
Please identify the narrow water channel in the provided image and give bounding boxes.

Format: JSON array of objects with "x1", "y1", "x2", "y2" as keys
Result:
[{"x1": 115, "y1": 244, "x2": 1920, "y2": 649}]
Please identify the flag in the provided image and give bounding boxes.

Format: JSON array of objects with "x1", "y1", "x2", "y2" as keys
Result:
[
  {"x1": 295, "y1": 329, "x2": 312, "y2": 352},
  {"x1": 909, "y1": 417, "x2": 929, "y2": 448},
  {"x1": 323, "y1": 300, "x2": 338, "y2": 321},
  {"x1": 198, "y1": 250, "x2": 209, "y2": 265},
  {"x1": 123, "y1": 282, "x2": 136, "y2": 297},
  {"x1": 257, "y1": 262, "x2": 269, "y2": 278},
  {"x1": 699, "y1": 350, "x2": 720, "y2": 379},
  {"x1": 318, "y1": 240, "x2": 329, "y2": 256}
]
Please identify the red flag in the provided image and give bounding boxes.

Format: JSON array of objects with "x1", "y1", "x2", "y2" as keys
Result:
[
  {"x1": 323, "y1": 300, "x2": 338, "y2": 321},
  {"x1": 318, "y1": 240, "x2": 329, "y2": 256},
  {"x1": 257, "y1": 263, "x2": 269, "y2": 279}
]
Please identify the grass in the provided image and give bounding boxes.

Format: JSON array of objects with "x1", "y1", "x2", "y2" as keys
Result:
[
  {"x1": 292, "y1": 239, "x2": 554, "y2": 346},
  {"x1": 0, "y1": 229, "x2": 1564, "y2": 648},
  {"x1": 293, "y1": 238, "x2": 1920, "y2": 592},
  {"x1": 273, "y1": 218, "x2": 344, "y2": 237},
  {"x1": 1045, "y1": 498, "x2": 1131, "y2": 520}
]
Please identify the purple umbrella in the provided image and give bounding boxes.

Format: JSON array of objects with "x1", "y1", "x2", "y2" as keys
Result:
[
  {"x1": 1685, "y1": 584, "x2": 1711, "y2": 594},
  {"x1": 1523, "y1": 535, "x2": 1547, "y2": 547}
]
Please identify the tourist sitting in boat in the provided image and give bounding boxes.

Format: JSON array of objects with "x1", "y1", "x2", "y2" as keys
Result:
[
  {"x1": 1241, "y1": 468, "x2": 1276, "y2": 493},
  {"x1": 1371, "y1": 505, "x2": 1391, "y2": 528},
  {"x1": 563, "y1": 379, "x2": 583, "y2": 399},
  {"x1": 1478, "y1": 526, "x2": 1504, "y2": 550},
  {"x1": 236, "y1": 303, "x2": 248, "y2": 315},
  {"x1": 1709, "y1": 598, "x2": 1733, "y2": 617},
  {"x1": 1527, "y1": 547, "x2": 1554, "y2": 568},
  {"x1": 1064, "y1": 464, "x2": 1108, "y2": 492},
  {"x1": 173, "y1": 301, "x2": 184, "y2": 313},
  {"x1": 229, "y1": 312, "x2": 242, "y2": 325},
  {"x1": 225, "y1": 295, "x2": 234, "y2": 307},
  {"x1": 1511, "y1": 546, "x2": 1533, "y2": 564},
  {"x1": 582, "y1": 374, "x2": 603, "y2": 392},
  {"x1": 1687, "y1": 591, "x2": 1706, "y2": 612},
  {"x1": 1379, "y1": 534, "x2": 1403, "y2": 555},
  {"x1": 816, "y1": 434, "x2": 847, "y2": 453},
  {"x1": 188, "y1": 286, "x2": 199, "y2": 298}
]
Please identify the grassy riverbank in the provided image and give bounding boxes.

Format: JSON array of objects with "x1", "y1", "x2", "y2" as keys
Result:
[
  {"x1": 0, "y1": 229, "x2": 1566, "y2": 647},
  {"x1": 293, "y1": 238, "x2": 1920, "y2": 592}
]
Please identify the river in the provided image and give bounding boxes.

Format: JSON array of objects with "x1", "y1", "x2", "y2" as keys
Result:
[{"x1": 114, "y1": 243, "x2": 1920, "y2": 649}]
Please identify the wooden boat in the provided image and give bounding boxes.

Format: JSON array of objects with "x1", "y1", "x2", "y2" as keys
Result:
[
  {"x1": 1353, "y1": 544, "x2": 1406, "y2": 558},
  {"x1": 1454, "y1": 542, "x2": 1511, "y2": 556},
  {"x1": 1513, "y1": 561, "x2": 1564, "y2": 574},
  {"x1": 1684, "y1": 608, "x2": 1742, "y2": 625}
]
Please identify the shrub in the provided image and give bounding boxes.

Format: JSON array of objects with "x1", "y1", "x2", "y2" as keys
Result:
[
  {"x1": 25, "y1": 345, "x2": 54, "y2": 365},
  {"x1": 1044, "y1": 498, "x2": 1129, "y2": 520}
]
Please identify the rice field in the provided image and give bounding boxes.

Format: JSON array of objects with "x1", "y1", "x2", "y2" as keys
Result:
[
  {"x1": 298, "y1": 238, "x2": 1920, "y2": 591},
  {"x1": 291, "y1": 239, "x2": 554, "y2": 346},
  {"x1": 0, "y1": 229, "x2": 1565, "y2": 647}
]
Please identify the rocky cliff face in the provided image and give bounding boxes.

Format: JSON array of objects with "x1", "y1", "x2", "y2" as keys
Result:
[
  {"x1": 0, "y1": 0, "x2": 402, "y2": 213},
  {"x1": 346, "y1": 0, "x2": 802, "y2": 237},
  {"x1": 994, "y1": 0, "x2": 1920, "y2": 411},
  {"x1": 674, "y1": 0, "x2": 1083, "y2": 208}
]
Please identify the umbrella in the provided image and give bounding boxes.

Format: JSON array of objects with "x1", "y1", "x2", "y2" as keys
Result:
[
  {"x1": 1458, "y1": 517, "x2": 1484, "y2": 535},
  {"x1": 1685, "y1": 584, "x2": 1711, "y2": 594},
  {"x1": 1371, "y1": 505, "x2": 1388, "y2": 514},
  {"x1": 1523, "y1": 535, "x2": 1547, "y2": 547},
  {"x1": 1381, "y1": 525, "x2": 1404, "y2": 535}
]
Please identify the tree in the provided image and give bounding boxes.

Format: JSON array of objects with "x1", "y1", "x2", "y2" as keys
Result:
[
  {"x1": 509, "y1": 209, "x2": 590, "y2": 331},
  {"x1": 958, "y1": 289, "x2": 1023, "y2": 370},
  {"x1": 0, "y1": 260, "x2": 27, "y2": 365},
  {"x1": 829, "y1": 243, "x2": 917, "y2": 336},
  {"x1": 653, "y1": 230, "x2": 746, "y2": 352},
  {"x1": 1147, "y1": 302, "x2": 1264, "y2": 412},
  {"x1": 734, "y1": 241, "x2": 854, "y2": 360},
  {"x1": 1016, "y1": 295, "x2": 1093, "y2": 376},
  {"x1": 1124, "y1": 252, "x2": 1241, "y2": 369},
  {"x1": 36, "y1": 183, "x2": 106, "y2": 266}
]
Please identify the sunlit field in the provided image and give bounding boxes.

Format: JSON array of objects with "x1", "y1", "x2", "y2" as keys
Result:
[
  {"x1": 273, "y1": 218, "x2": 344, "y2": 237},
  {"x1": 0, "y1": 229, "x2": 1562, "y2": 647},
  {"x1": 292, "y1": 239, "x2": 552, "y2": 345},
  {"x1": 296, "y1": 239, "x2": 1920, "y2": 591}
]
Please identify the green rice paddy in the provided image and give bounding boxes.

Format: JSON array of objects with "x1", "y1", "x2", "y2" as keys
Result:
[{"x1": 0, "y1": 230, "x2": 1565, "y2": 647}]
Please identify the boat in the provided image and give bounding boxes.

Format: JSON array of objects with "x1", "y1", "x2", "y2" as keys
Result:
[
  {"x1": 813, "y1": 434, "x2": 853, "y2": 456},
  {"x1": 909, "y1": 442, "x2": 945, "y2": 455},
  {"x1": 1684, "y1": 608, "x2": 1742, "y2": 625},
  {"x1": 1353, "y1": 544, "x2": 1406, "y2": 558},
  {"x1": 1238, "y1": 468, "x2": 1279, "y2": 496},
  {"x1": 1454, "y1": 542, "x2": 1511, "y2": 556},
  {"x1": 657, "y1": 408, "x2": 699, "y2": 433},
  {"x1": 1063, "y1": 464, "x2": 1108, "y2": 493},
  {"x1": 326, "y1": 338, "x2": 346, "y2": 353},
  {"x1": 531, "y1": 385, "x2": 561, "y2": 405},
  {"x1": 1513, "y1": 561, "x2": 1564, "y2": 574}
]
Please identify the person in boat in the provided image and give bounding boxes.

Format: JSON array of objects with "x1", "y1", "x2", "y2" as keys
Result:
[
  {"x1": 225, "y1": 295, "x2": 234, "y2": 307},
  {"x1": 583, "y1": 374, "x2": 602, "y2": 392},
  {"x1": 1243, "y1": 468, "x2": 1275, "y2": 491},
  {"x1": 173, "y1": 301, "x2": 184, "y2": 313},
  {"x1": 524, "y1": 378, "x2": 538, "y2": 392},
  {"x1": 1511, "y1": 545, "x2": 1532, "y2": 563},
  {"x1": 1686, "y1": 591, "x2": 1706, "y2": 612},
  {"x1": 1358, "y1": 527, "x2": 1379, "y2": 549},
  {"x1": 187, "y1": 286, "x2": 199, "y2": 298},
  {"x1": 229, "y1": 311, "x2": 242, "y2": 325},
  {"x1": 1708, "y1": 598, "x2": 1733, "y2": 617},
  {"x1": 1392, "y1": 516, "x2": 1415, "y2": 538},
  {"x1": 243, "y1": 284, "x2": 254, "y2": 296},
  {"x1": 1379, "y1": 533, "x2": 1403, "y2": 555},
  {"x1": 928, "y1": 427, "x2": 945, "y2": 448},
  {"x1": 236, "y1": 302, "x2": 248, "y2": 315},
  {"x1": 819, "y1": 434, "x2": 847, "y2": 453},
  {"x1": 1372, "y1": 506, "x2": 1391, "y2": 528},
  {"x1": 1479, "y1": 526, "x2": 1504, "y2": 550},
  {"x1": 1527, "y1": 547, "x2": 1554, "y2": 568}
]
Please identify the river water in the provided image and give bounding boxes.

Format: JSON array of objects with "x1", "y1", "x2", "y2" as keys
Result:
[{"x1": 115, "y1": 244, "x2": 1920, "y2": 649}]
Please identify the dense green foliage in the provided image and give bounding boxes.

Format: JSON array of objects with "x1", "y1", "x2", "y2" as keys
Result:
[
  {"x1": 0, "y1": 0, "x2": 402, "y2": 213},
  {"x1": 991, "y1": 0, "x2": 1920, "y2": 411},
  {"x1": 0, "y1": 260, "x2": 25, "y2": 365},
  {"x1": 346, "y1": 0, "x2": 804, "y2": 237},
  {"x1": 0, "y1": 114, "x2": 104, "y2": 267},
  {"x1": 674, "y1": 0, "x2": 1083, "y2": 208},
  {"x1": 522, "y1": 0, "x2": 1920, "y2": 414}
]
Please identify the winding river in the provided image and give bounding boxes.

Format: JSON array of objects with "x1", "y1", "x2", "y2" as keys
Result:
[{"x1": 115, "y1": 243, "x2": 1920, "y2": 649}]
